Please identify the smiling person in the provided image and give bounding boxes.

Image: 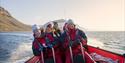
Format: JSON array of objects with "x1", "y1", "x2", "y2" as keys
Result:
[
  {"x1": 61, "y1": 19, "x2": 88, "y2": 63},
  {"x1": 44, "y1": 22, "x2": 62, "y2": 63},
  {"x1": 53, "y1": 21, "x2": 61, "y2": 38},
  {"x1": 32, "y1": 24, "x2": 47, "y2": 56}
]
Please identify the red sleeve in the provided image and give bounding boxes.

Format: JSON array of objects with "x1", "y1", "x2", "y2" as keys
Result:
[
  {"x1": 46, "y1": 34, "x2": 54, "y2": 42},
  {"x1": 33, "y1": 40, "x2": 39, "y2": 49},
  {"x1": 37, "y1": 38, "x2": 46, "y2": 44}
]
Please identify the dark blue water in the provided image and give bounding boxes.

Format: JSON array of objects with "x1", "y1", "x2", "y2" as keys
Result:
[
  {"x1": 0, "y1": 31, "x2": 125, "y2": 63},
  {"x1": 0, "y1": 32, "x2": 33, "y2": 63}
]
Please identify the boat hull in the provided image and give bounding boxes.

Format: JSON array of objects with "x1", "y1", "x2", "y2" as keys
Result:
[
  {"x1": 26, "y1": 45, "x2": 125, "y2": 63},
  {"x1": 88, "y1": 45, "x2": 125, "y2": 63}
]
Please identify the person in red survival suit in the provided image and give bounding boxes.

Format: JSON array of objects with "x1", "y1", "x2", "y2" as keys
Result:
[
  {"x1": 44, "y1": 23, "x2": 62, "y2": 63},
  {"x1": 53, "y1": 21, "x2": 61, "y2": 38},
  {"x1": 32, "y1": 24, "x2": 47, "y2": 56},
  {"x1": 61, "y1": 19, "x2": 92, "y2": 63}
]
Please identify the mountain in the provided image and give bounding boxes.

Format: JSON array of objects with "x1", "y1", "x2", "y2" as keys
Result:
[{"x1": 0, "y1": 7, "x2": 31, "y2": 32}]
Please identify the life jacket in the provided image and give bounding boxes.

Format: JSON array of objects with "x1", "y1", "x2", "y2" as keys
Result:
[
  {"x1": 63, "y1": 28, "x2": 87, "y2": 49},
  {"x1": 45, "y1": 32, "x2": 55, "y2": 45},
  {"x1": 33, "y1": 38, "x2": 45, "y2": 49},
  {"x1": 44, "y1": 32, "x2": 54, "y2": 56},
  {"x1": 44, "y1": 32, "x2": 61, "y2": 57},
  {"x1": 32, "y1": 38, "x2": 45, "y2": 56},
  {"x1": 65, "y1": 29, "x2": 80, "y2": 43},
  {"x1": 45, "y1": 32, "x2": 60, "y2": 48}
]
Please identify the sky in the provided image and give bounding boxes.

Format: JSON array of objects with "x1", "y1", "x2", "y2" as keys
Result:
[{"x1": 0, "y1": 0, "x2": 125, "y2": 31}]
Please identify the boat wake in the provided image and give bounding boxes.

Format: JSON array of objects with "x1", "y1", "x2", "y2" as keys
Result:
[{"x1": 88, "y1": 38, "x2": 104, "y2": 48}]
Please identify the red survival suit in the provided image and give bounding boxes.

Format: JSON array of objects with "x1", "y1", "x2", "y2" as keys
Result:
[
  {"x1": 32, "y1": 32, "x2": 62, "y2": 63},
  {"x1": 62, "y1": 28, "x2": 94, "y2": 63},
  {"x1": 32, "y1": 34, "x2": 46, "y2": 56},
  {"x1": 44, "y1": 32, "x2": 62, "y2": 63}
]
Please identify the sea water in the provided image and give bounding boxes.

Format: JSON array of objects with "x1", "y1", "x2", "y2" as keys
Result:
[{"x1": 0, "y1": 31, "x2": 125, "y2": 63}]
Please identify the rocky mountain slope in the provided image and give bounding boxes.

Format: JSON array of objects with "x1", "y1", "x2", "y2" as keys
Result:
[{"x1": 0, "y1": 7, "x2": 31, "y2": 32}]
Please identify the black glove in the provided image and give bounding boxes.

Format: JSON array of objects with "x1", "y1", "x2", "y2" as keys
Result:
[
  {"x1": 69, "y1": 41, "x2": 73, "y2": 47},
  {"x1": 73, "y1": 39, "x2": 81, "y2": 45},
  {"x1": 47, "y1": 44, "x2": 53, "y2": 49},
  {"x1": 51, "y1": 41, "x2": 57, "y2": 46},
  {"x1": 39, "y1": 47, "x2": 43, "y2": 51}
]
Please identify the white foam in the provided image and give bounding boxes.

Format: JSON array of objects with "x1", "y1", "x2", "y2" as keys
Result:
[
  {"x1": 9, "y1": 42, "x2": 32, "y2": 63},
  {"x1": 88, "y1": 38, "x2": 104, "y2": 48}
]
